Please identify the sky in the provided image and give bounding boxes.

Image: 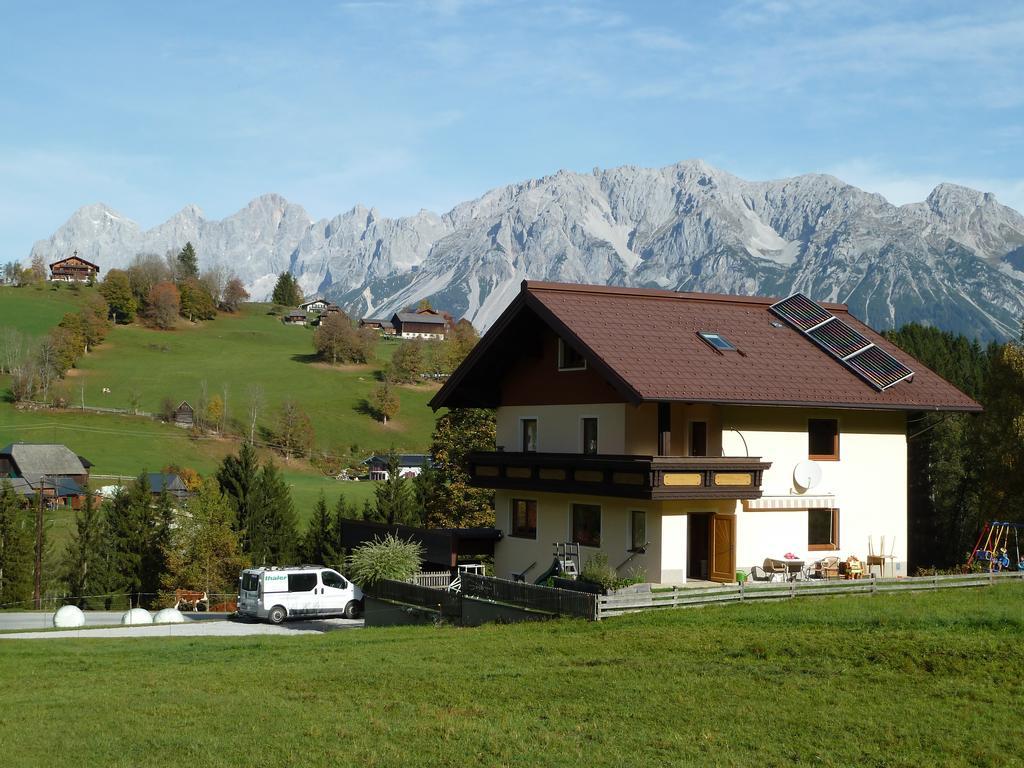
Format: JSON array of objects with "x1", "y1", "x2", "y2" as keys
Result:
[{"x1": 2, "y1": 0, "x2": 1023, "y2": 259}]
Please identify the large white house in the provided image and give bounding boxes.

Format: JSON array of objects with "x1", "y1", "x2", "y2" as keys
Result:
[{"x1": 430, "y1": 281, "x2": 981, "y2": 584}]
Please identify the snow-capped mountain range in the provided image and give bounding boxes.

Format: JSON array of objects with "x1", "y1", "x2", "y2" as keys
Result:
[{"x1": 28, "y1": 160, "x2": 1024, "y2": 339}]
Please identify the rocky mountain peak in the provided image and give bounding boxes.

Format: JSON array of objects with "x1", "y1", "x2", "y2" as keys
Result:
[{"x1": 26, "y1": 161, "x2": 1024, "y2": 341}]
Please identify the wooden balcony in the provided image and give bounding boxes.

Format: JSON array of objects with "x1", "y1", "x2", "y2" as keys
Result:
[{"x1": 466, "y1": 452, "x2": 772, "y2": 501}]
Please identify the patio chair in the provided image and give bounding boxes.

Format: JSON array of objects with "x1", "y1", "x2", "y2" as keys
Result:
[
  {"x1": 809, "y1": 556, "x2": 840, "y2": 580},
  {"x1": 749, "y1": 565, "x2": 774, "y2": 582},
  {"x1": 762, "y1": 558, "x2": 789, "y2": 582}
]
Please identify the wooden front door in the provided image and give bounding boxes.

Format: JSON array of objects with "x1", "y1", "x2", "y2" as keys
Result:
[{"x1": 709, "y1": 514, "x2": 736, "y2": 583}]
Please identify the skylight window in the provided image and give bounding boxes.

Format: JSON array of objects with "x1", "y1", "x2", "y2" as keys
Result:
[{"x1": 698, "y1": 332, "x2": 736, "y2": 351}]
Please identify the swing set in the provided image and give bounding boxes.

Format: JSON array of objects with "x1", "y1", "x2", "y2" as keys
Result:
[{"x1": 967, "y1": 521, "x2": 1024, "y2": 571}]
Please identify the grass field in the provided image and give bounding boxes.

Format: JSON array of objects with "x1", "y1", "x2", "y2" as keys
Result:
[
  {"x1": 1, "y1": 289, "x2": 434, "y2": 538},
  {"x1": 0, "y1": 283, "x2": 84, "y2": 340},
  {"x1": 0, "y1": 585, "x2": 1021, "y2": 767}
]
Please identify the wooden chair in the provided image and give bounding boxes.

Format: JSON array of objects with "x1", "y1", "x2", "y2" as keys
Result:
[
  {"x1": 810, "y1": 556, "x2": 840, "y2": 580},
  {"x1": 762, "y1": 558, "x2": 789, "y2": 582}
]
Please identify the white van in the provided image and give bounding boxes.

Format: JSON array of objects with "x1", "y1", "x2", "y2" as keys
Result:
[{"x1": 237, "y1": 566, "x2": 364, "y2": 623}]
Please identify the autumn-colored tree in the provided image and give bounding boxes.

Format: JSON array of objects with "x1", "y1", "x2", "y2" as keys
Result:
[
  {"x1": 221, "y1": 277, "x2": 249, "y2": 312},
  {"x1": 206, "y1": 394, "x2": 225, "y2": 433},
  {"x1": 127, "y1": 253, "x2": 172, "y2": 306},
  {"x1": 30, "y1": 253, "x2": 47, "y2": 283},
  {"x1": 146, "y1": 281, "x2": 180, "y2": 329}
]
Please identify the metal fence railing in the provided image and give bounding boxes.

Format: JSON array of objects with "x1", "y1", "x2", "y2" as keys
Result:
[
  {"x1": 413, "y1": 571, "x2": 453, "y2": 589},
  {"x1": 597, "y1": 571, "x2": 1024, "y2": 618}
]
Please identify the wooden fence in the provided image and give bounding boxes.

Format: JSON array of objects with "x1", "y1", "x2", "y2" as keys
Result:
[
  {"x1": 460, "y1": 573, "x2": 598, "y2": 620},
  {"x1": 597, "y1": 571, "x2": 1024, "y2": 618}
]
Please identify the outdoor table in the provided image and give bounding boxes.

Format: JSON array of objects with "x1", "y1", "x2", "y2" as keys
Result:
[{"x1": 783, "y1": 560, "x2": 805, "y2": 581}]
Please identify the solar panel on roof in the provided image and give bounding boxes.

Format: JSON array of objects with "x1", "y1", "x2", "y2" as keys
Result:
[
  {"x1": 769, "y1": 292, "x2": 914, "y2": 391},
  {"x1": 845, "y1": 345, "x2": 914, "y2": 389},
  {"x1": 807, "y1": 318, "x2": 870, "y2": 359},
  {"x1": 769, "y1": 293, "x2": 832, "y2": 331}
]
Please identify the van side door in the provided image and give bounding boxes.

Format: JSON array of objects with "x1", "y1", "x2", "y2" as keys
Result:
[
  {"x1": 318, "y1": 570, "x2": 353, "y2": 617},
  {"x1": 286, "y1": 572, "x2": 320, "y2": 617}
]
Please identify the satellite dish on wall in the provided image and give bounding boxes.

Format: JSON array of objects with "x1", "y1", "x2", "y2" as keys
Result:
[{"x1": 793, "y1": 460, "x2": 822, "y2": 491}]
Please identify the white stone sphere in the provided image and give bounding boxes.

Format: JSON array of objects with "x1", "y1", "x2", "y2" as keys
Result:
[
  {"x1": 53, "y1": 605, "x2": 86, "y2": 628},
  {"x1": 153, "y1": 608, "x2": 185, "y2": 624},
  {"x1": 121, "y1": 608, "x2": 153, "y2": 625}
]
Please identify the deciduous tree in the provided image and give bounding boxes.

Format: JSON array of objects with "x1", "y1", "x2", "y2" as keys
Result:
[
  {"x1": 160, "y1": 479, "x2": 248, "y2": 599},
  {"x1": 372, "y1": 378, "x2": 400, "y2": 424},
  {"x1": 146, "y1": 281, "x2": 180, "y2": 329},
  {"x1": 221, "y1": 277, "x2": 249, "y2": 312},
  {"x1": 275, "y1": 399, "x2": 315, "y2": 459},
  {"x1": 99, "y1": 269, "x2": 138, "y2": 323},
  {"x1": 418, "y1": 408, "x2": 496, "y2": 529}
]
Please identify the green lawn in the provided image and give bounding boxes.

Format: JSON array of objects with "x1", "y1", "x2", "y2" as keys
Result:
[
  {"x1": 0, "y1": 283, "x2": 84, "y2": 340},
  {"x1": 68, "y1": 303, "x2": 437, "y2": 455},
  {"x1": 0, "y1": 585, "x2": 1020, "y2": 767}
]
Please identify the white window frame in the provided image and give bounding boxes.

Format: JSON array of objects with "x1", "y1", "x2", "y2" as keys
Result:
[{"x1": 557, "y1": 337, "x2": 587, "y2": 371}]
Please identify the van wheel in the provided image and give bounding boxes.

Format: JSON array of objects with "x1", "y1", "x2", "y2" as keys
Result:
[
  {"x1": 344, "y1": 600, "x2": 362, "y2": 620},
  {"x1": 268, "y1": 605, "x2": 287, "y2": 624}
]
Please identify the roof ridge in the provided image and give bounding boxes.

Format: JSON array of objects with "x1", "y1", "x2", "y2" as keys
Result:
[{"x1": 522, "y1": 280, "x2": 849, "y2": 311}]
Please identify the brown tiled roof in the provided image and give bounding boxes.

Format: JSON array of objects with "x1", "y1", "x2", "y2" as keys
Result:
[{"x1": 432, "y1": 281, "x2": 982, "y2": 412}]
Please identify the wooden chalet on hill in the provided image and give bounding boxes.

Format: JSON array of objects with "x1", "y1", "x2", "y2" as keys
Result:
[
  {"x1": 49, "y1": 252, "x2": 100, "y2": 282},
  {"x1": 391, "y1": 311, "x2": 448, "y2": 340},
  {"x1": 283, "y1": 309, "x2": 308, "y2": 325},
  {"x1": 359, "y1": 318, "x2": 397, "y2": 335},
  {"x1": 0, "y1": 443, "x2": 92, "y2": 509},
  {"x1": 172, "y1": 401, "x2": 195, "y2": 427}
]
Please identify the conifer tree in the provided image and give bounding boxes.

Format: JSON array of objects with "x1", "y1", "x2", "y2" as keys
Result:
[
  {"x1": 217, "y1": 442, "x2": 261, "y2": 548},
  {"x1": 0, "y1": 480, "x2": 33, "y2": 608},
  {"x1": 299, "y1": 493, "x2": 337, "y2": 565},
  {"x1": 105, "y1": 475, "x2": 152, "y2": 605},
  {"x1": 249, "y1": 461, "x2": 299, "y2": 564},
  {"x1": 61, "y1": 486, "x2": 106, "y2": 605},
  {"x1": 176, "y1": 242, "x2": 199, "y2": 280},
  {"x1": 271, "y1": 272, "x2": 303, "y2": 306},
  {"x1": 371, "y1": 453, "x2": 421, "y2": 526}
]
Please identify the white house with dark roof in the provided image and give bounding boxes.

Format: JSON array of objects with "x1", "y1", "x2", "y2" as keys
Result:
[{"x1": 430, "y1": 281, "x2": 981, "y2": 585}]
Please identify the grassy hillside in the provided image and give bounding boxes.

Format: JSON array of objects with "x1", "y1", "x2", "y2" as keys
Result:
[
  {"x1": 1, "y1": 585, "x2": 1021, "y2": 767},
  {"x1": 0, "y1": 284, "x2": 85, "y2": 340},
  {"x1": 1, "y1": 291, "x2": 436, "y2": 534},
  {"x1": 69, "y1": 302, "x2": 438, "y2": 455}
]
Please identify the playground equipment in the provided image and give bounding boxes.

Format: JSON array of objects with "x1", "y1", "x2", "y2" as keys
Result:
[
  {"x1": 968, "y1": 521, "x2": 1024, "y2": 571},
  {"x1": 532, "y1": 542, "x2": 582, "y2": 584}
]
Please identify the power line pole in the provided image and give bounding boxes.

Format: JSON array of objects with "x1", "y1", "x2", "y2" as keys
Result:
[{"x1": 33, "y1": 477, "x2": 44, "y2": 610}]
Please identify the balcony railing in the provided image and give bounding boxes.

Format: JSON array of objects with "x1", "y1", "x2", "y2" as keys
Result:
[{"x1": 466, "y1": 452, "x2": 771, "y2": 500}]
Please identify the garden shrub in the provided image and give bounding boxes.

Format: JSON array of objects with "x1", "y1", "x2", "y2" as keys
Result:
[{"x1": 347, "y1": 533, "x2": 423, "y2": 588}]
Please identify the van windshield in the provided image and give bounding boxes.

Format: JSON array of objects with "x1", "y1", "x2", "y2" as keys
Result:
[{"x1": 241, "y1": 573, "x2": 259, "y2": 592}]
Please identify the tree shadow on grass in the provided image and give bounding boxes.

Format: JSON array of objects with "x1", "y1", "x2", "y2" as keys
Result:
[
  {"x1": 290, "y1": 353, "x2": 320, "y2": 364},
  {"x1": 354, "y1": 399, "x2": 375, "y2": 417}
]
